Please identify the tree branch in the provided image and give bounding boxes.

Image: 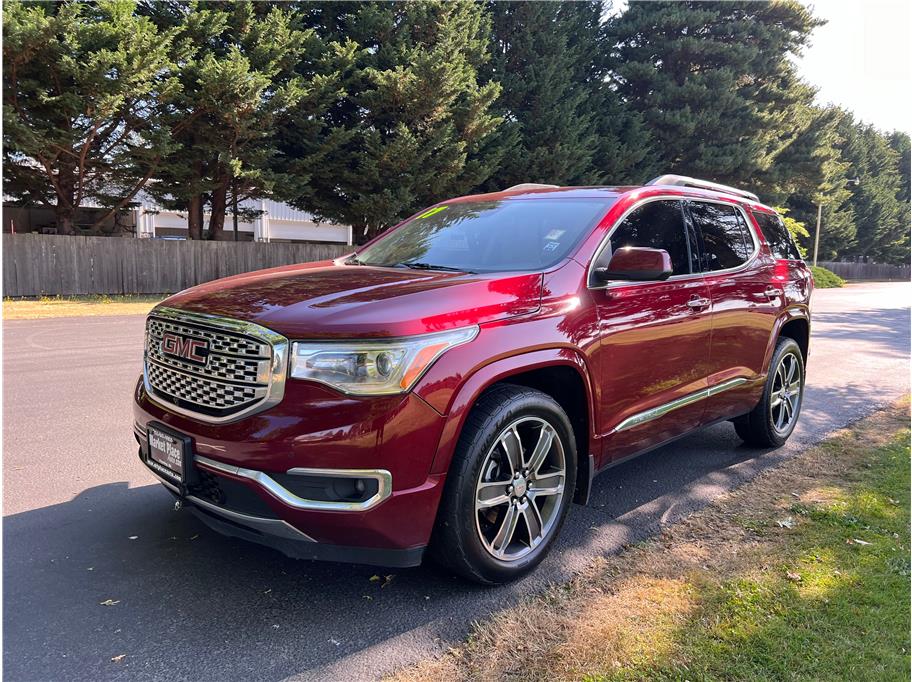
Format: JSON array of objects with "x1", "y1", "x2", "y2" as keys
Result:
[{"x1": 87, "y1": 160, "x2": 160, "y2": 231}]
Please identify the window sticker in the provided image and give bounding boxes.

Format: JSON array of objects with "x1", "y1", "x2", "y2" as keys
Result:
[
  {"x1": 543, "y1": 241, "x2": 560, "y2": 252},
  {"x1": 544, "y1": 229, "x2": 566, "y2": 241},
  {"x1": 417, "y1": 206, "x2": 448, "y2": 219}
]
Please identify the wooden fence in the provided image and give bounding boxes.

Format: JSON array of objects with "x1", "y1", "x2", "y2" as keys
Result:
[
  {"x1": 818, "y1": 260, "x2": 910, "y2": 282},
  {"x1": 2, "y1": 233, "x2": 349, "y2": 297}
]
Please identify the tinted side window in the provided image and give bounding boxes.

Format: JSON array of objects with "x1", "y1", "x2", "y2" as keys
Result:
[
  {"x1": 607, "y1": 200, "x2": 692, "y2": 276},
  {"x1": 690, "y1": 202, "x2": 753, "y2": 271},
  {"x1": 752, "y1": 211, "x2": 802, "y2": 260}
]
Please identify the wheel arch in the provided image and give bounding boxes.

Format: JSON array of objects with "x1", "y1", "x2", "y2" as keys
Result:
[
  {"x1": 763, "y1": 306, "x2": 810, "y2": 374},
  {"x1": 429, "y1": 349, "x2": 597, "y2": 504}
]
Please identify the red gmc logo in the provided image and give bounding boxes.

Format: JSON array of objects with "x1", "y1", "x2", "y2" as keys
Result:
[{"x1": 161, "y1": 332, "x2": 209, "y2": 365}]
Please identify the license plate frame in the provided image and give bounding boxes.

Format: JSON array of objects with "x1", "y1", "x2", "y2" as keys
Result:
[{"x1": 146, "y1": 422, "x2": 195, "y2": 491}]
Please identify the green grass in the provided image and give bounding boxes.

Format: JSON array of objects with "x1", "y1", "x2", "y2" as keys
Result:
[
  {"x1": 600, "y1": 432, "x2": 911, "y2": 682},
  {"x1": 3, "y1": 294, "x2": 165, "y2": 319},
  {"x1": 811, "y1": 265, "x2": 846, "y2": 288}
]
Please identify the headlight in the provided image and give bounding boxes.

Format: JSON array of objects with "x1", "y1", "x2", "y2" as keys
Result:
[{"x1": 289, "y1": 326, "x2": 478, "y2": 395}]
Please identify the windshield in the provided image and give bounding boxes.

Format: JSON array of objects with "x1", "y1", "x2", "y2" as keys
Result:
[{"x1": 354, "y1": 199, "x2": 614, "y2": 273}]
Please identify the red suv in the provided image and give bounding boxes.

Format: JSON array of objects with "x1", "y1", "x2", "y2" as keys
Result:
[{"x1": 134, "y1": 175, "x2": 811, "y2": 584}]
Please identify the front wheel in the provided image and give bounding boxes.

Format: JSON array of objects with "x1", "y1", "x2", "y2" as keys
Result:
[
  {"x1": 735, "y1": 336, "x2": 805, "y2": 447},
  {"x1": 430, "y1": 384, "x2": 576, "y2": 584}
]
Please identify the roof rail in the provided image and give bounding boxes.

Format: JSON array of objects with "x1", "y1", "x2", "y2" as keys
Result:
[
  {"x1": 504, "y1": 183, "x2": 561, "y2": 191},
  {"x1": 645, "y1": 175, "x2": 759, "y2": 202}
]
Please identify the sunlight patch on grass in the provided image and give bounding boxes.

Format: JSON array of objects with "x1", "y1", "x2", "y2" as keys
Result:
[
  {"x1": 3, "y1": 294, "x2": 165, "y2": 319},
  {"x1": 390, "y1": 401, "x2": 910, "y2": 682}
]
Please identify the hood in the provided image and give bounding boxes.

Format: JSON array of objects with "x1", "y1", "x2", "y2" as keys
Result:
[{"x1": 160, "y1": 261, "x2": 543, "y2": 339}]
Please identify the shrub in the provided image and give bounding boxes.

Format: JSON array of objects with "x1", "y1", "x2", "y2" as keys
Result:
[{"x1": 811, "y1": 265, "x2": 846, "y2": 288}]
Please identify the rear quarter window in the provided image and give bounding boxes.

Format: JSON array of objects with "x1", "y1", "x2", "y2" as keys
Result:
[
  {"x1": 689, "y1": 201, "x2": 754, "y2": 271},
  {"x1": 752, "y1": 211, "x2": 803, "y2": 261}
]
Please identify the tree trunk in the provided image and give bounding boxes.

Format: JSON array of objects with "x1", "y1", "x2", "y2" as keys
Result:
[
  {"x1": 55, "y1": 203, "x2": 76, "y2": 236},
  {"x1": 55, "y1": 163, "x2": 77, "y2": 235},
  {"x1": 207, "y1": 168, "x2": 231, "y2": 241},
  {"x1": 187, "y1": 194, "x2": 203, "y2": 240}
]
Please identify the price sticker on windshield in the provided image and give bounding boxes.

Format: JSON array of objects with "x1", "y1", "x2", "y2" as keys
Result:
[{"x1": 417, "y1": 206, "x2": 448, "y2": 219}]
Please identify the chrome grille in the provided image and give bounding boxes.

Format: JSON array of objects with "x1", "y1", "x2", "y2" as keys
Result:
[{"x1": 143, "y1": 308, "x2": 288, "y2": 422}]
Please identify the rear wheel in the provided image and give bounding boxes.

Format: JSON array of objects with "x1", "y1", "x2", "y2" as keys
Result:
[
  {"x1": 430, "y1": 384, "x2": 576, "y2": 584},
  {"x1": 735, "y1": 336, "x2": 804, "y2": 447}
]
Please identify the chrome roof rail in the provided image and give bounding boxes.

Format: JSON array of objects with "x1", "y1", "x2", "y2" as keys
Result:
[
  {"x1": 645, "y1": 175, "x2": 759, "y2": 202},
  {"x1": 504, "y1": 183, "x2": 561, "y2": 191}
]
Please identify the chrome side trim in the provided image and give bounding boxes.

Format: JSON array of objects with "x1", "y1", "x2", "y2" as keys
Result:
[
  {"x1": 587, "y1": 195, "x2": 760, "y2": 290},
  {"x1": 142, "y1": 306, "x2": 289, "y2": 424},
  {"x1": 186, "y1": 495, "x2": 316, "y2": 542},
  {"x1": 194, "y1": 455, "x2": 393, "y2": 512},
  {"x1": 611, "y1": 377, "x2": 749, "y2": 433}
]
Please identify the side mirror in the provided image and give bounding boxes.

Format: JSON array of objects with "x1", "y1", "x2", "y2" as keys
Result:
[{"x1": 593, "y1": 247, "x2": 673, "y2": 283}]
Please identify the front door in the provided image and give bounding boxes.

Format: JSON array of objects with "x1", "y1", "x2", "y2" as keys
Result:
[{"x1": 591, "y1": 198, "x2": 714, "y2": 467}]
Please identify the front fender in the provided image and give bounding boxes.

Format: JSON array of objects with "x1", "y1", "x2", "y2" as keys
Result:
[{"x1": 426, "y1": 348, "x2": 596, "y2": 477}]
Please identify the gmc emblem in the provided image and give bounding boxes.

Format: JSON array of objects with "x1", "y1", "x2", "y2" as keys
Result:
[{"x1": 161, "y1": 332, "x2": 209, "y2": 365}]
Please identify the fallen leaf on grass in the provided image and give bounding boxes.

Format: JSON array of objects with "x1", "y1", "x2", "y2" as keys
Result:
[
  {"x1": 99, "y1": 599, "x2": 120, "y2": 606},
  {"x1": 786, "y1": 571, "x2": 802, "y2": 583},
  {"x1": 777, "y1": 517, "x2": 796, "y2": 529},
  {"x1": 848, "y1": 538, "x2": 872, "y2": 546},
  {"x1": 111, "y1": 654, "x2": 126, "y2": 663}
]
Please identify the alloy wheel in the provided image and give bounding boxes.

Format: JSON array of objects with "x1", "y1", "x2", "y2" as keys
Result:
[
  {"x1": 474, "y1": 417, "x2": 566, "y2": 561},
  {"x1": 770, "y1": 352, "x2": 802, "y2": 434}
]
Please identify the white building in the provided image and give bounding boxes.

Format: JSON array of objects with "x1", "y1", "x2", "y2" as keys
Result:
[
  {"x1": 135, "y1": 195, "x2": 352, "y2": 244},
  {"x1": 3, "y1": 194, "x2": 353, "y2": 245}
]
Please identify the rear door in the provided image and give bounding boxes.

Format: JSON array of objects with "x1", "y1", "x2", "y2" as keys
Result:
[
  {"x1": 592, "y1": 199, "x2": 714, "y2": 466},
  {"x1": 688, "y1": 200, "x2": 782, "y2": 422}
]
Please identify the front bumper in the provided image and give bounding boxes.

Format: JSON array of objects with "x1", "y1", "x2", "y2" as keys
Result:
[{"x1": 133, "y1": 377, "x2": 448, "y2": 566}]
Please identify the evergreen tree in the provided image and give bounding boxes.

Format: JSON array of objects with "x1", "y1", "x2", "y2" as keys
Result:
[
  {"x1": 776, "y1": 106, "x2": 854, "y2": 259},
  {"x1": 278, "y1": 0, "x2": 501, "y2": 242},
  {"x1": 140, "y1": 1, "x2": 311, "y2": 240},
  {"x1": 2, "y1": 0, "x2": 178, "y2": 234},
  {"x1": 837, "y1": 117, "x2": 908, "y2": 263},
  {"x1": 609, "y1": 1, "x2": 820, "y2": 185},
  {"x1": 481, "y1": 1, "x2": 656, "y2": 190}
]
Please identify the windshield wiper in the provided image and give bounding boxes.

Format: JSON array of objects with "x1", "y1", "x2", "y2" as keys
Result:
[
  {"x1": 396, "y1": 261, "x2": 476, "y2": 274},
  {"x1": 345, "y1": 255, "x2": 366, "y2": 265}
]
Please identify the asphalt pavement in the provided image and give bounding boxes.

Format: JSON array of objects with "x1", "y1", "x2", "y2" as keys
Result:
[{"x1": 3, "y1": 282, "x2": 910, "y2": 681}]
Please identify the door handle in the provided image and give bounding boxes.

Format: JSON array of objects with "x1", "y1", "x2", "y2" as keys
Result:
[
  {"x1": 764, "y1": 287, "x2": 781, "y2": 300},
  {"x1": 687, "y1": 296, "x2": 711, "y2": 310}
]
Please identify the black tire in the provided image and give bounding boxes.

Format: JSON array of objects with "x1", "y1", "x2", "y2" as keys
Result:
[
  {"x1": 430, "y1": 384, "x2": 577, "y2": 584},
  {"x1": 735, "y1": 336, "x2": 805, "y2": 447}
]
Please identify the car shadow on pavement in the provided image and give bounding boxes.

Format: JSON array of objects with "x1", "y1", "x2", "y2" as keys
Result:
[{"x1": 3, "y1": 413, "x2": 834, "y2": 682}]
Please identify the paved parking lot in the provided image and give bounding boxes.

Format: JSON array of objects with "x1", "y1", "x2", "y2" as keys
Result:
[{"x1": 3, "y1": 282, "x2": 909, "y2": 681}]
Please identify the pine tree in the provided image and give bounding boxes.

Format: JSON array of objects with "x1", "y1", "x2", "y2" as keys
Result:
[
  {"x1": 837, "y1": 117, "x2": 908, "y2": 263},
  {"x1": 609, "y1": 1, "x2": 821, "y2": 185},
  {"x1": 771, "y1": 105, "x2": 853, "y2": 259},
  {"x1": 3, "y1": 0, "x2": 178, "y2": 234},
  {"x1": 141, "y1": 1, "x2": 310, "y2": 240},
  {"x1": 480, "y1": 1, "x2": 657, "y2": 190},
  {"x1": 277, "y1": 0, "x2": 501, "y2": 242}
]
